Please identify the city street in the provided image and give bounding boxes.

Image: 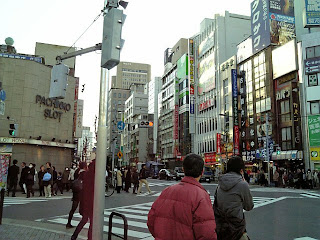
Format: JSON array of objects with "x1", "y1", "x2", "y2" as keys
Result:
[{"x1": 2, "y1": 179, "x2": 320, "y2": 240}]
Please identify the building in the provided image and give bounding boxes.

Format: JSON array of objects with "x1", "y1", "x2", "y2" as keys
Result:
[
  {"x1": 123, "y1": 84, "x2": 153, "y2": 164},
  {"x1": 77, "y1": 126, "x2": 95, "y2": 162},
  {"x1": 300, "y1": 32, "x2": 320, "y2": 171},
  {"x1": 0, "y1": 42, "x2": 78, "y2": 171},
  {"x1": 159, "y1": 38, "x2": 190, "y2": 168},
  {"x1": 148, "y1": 77, "x2": 161, "y2": 155},
  {"x1": 106, "y1": 88, "x2": 130, "y2": 160},
  {"x1": 111, "y1": 62, "x2": 151, "y2": 89},
  {"x1": 194, "y1": 12, "x2": 251, "y2": 167}
]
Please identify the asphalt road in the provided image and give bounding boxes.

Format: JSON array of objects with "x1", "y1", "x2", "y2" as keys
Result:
[{"x1": 2, "y1": 179, "x2": 320, "y2": 240}]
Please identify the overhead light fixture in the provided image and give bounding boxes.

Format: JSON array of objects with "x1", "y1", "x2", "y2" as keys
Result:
[
  {"x1": 37, "y1": 136, "x2": 42, "y2": 140},
  {"x1": 52, "y1": 138, "x2": 56, "y2": 141}
]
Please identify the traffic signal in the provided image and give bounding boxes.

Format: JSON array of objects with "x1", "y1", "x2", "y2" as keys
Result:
[
  {"x1": 9, "y1": 123, "x2": 18, "y2": 137},
  {"x1": 139, "y1": 121, "x2": 154, "y2": 128},
  {"x1": 101, "y1": 8, "x2": 126, "y2": 70},
  {"x1": 276, "y1": 147, "x2": 281, "y2": 155}
]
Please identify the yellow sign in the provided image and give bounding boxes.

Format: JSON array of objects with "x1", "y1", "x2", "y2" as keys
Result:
[
  {"x1": 117, "y1": 151, "x2": 123, "y2": 159},
  {"x1": 310, "y1": 147, "x2": 320, "y2": 161}
]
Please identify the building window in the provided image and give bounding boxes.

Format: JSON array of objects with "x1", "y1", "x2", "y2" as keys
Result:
[
  {"x1": 118, "y1": 93, "x2": 121, "y2": 98},
  {"x1": 310, "y1": 101, "x2": 320, "y2": 115},
  {"x1": 281, "y1": 127, "x2": 292, "y2": 150},
  {"x1": 308, "y1": 74, "x2": 318, "y2": 87},
  {"x1": 306, "y1": 45, "x2": 320, "y2": 59},
  {"x1": 280, "y1": 100, "x2": 291, "y2": 122},
  {"x1": 113, "y1": 93, "x2": 117, "y2": 98}
]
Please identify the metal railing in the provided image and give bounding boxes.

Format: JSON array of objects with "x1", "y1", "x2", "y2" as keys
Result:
[{"x1": 108, "y1": 212, "x2": 128, "y2": 240}]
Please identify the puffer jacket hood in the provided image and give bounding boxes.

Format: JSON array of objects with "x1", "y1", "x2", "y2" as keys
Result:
[{"x1": 218, "y1": 172, "x2": 242, "y2": 191}]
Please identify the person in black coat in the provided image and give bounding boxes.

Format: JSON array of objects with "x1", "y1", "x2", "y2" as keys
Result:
[
  {"x1": 66, "y1": 162, "x2": 87, "y2": 229},
  {"x1": 7, "y1": 159, "x2": 20, "y2": 197},
  {"x1": 71, "y1": 161, "x2": 95, "y2": 240},
  {"x1": 38, "y1": 165, "x2": 45, "y2": 197},
  {"x1": 19, "y1": 162, "x2": 29, "y2": 194},
  {"x1": 51, "y1": 166, "x2": 58, "y2": 196},
  {"x1": 26, "y1": 163, "x2": 35, "y2": 198},
  {"x1": 124, "y1": 167, "x2": 132, "y2": 192}
]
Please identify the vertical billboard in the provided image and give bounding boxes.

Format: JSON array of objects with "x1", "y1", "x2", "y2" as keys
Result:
[
  {"x1": 189, "y1": 39, "x2": 195, "y2": 134},
  {"x1": 231, "y1": 69, "x2": 240, "y2": 155},
  {"x1": 308, "y1": 115, "x2": 320, "y2": 147},
  {"x1": 216, "y1": 133, "x2": 222, "y2": 154},
  {"x1": 251, "y1": 0, "x2": 271, "y2": 54},
  {"x1": 251, "y1": 0, "x2": 295, "y2": 54},
  {"x1": 75, "y1": 99, "x2": 84, "y2": 138},
  {"x1": 239, "y1": 71, "x2": 248, "y2": 155},
  {"x1": 304, "y1": 0, "x2": 320, "y2": 27},
  {"x1": 198, "y1": 52, "x2": 215, "y2": 95},
  {"x1": 269, "y1": 0, "x2": 295, "y2": 46}
]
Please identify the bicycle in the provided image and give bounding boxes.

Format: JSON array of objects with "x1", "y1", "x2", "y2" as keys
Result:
[{"x1": 105, "y1": 177, "x2": 117, "y2": 197}]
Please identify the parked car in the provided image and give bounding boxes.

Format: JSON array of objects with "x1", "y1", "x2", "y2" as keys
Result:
[
  {"x1": 174, "y1": 167, "x2": 185, "y2": 180},
  {"x1": 200, "y1": 166, "x2": 213, "y2": 183},
  {"x1": 159, "y1": 169, "x2": 176, "y2": 180}
]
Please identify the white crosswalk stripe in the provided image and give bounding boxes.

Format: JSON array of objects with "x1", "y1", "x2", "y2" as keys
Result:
[
  {"x1": 41, "y1": 196, "x2": 288, "y2": 240},
  {"x1": 3, "y1": 196, "x2": 71, "y2": 207},
  {"x1": 300, "y1": 192, "x2": 320, "y2": 199}
]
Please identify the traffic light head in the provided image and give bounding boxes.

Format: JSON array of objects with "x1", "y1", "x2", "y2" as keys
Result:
[
  {"x1": 9, "y1": 123, "x2": 18, "y2": 137},
  {"x1": 101, "y1": 8, "x2": 126, "y2": 70},
  {"x1": 139, "y1": 121, "x2": 154, "y2": 128}
]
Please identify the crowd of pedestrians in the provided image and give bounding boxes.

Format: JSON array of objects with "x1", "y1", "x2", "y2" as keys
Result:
[{"x1": 6, "y1": 159, "x2": 82, "y2": 198}]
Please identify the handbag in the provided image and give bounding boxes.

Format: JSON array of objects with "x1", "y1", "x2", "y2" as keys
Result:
[
  {"x1": 43, "y1": 172, "x2": 52, "y2": 181},
  {"x1": 72, "y1": 178, "x2": 83, "y2": 192}
]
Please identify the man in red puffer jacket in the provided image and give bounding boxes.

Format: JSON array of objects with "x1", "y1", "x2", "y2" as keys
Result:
[{"x1": 147, "y1": 153, "x2": 217, "y2": 240}]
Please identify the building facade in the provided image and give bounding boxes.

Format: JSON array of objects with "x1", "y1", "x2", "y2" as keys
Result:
[
  {"x1": 0, "y1": 44, "x2": 77, "y2": 172},
  {"x1": 111, "y1": 62, "x2": 151, "y2": 89},
  {"x1": 106, "y1": 88, "x2": 130, "y2": 160},
  {"x1": 300, "y1": 32, "x2": 320, "y2": 171},
  {"x1": 148, "y1": 77, "x2": 161, "y2": 155},
  {"x1": 159, "y1": 38, "x2": 189, "y2": 167},
  {"x1": 194, "y1": 12, "x2": 251, "y2": 166}
]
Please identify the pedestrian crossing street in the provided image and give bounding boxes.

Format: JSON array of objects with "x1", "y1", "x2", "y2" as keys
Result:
[
  {"x1": 3, "y1": 196, "x2": 72, "y2": 208},
  {"x1": 43, "y1": 196, "x2": 284, "y2": 240}
]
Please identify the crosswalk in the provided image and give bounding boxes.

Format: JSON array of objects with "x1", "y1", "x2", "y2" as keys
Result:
[
  {"x1": 42, "y1": 196, "x2": 284, "y2": 240},
  {"x1": 3, "y1": 196, "x2": 71, "y2": 207},
  {"x1": 147, "y1": 181, "x2": 216, "y2": 187},
  {"x1": 300, "y1": 192, "x2": 320, "y2": 199}
]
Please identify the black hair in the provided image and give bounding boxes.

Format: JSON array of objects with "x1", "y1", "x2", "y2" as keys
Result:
[
  {"x1": 183, "y1": 154, "x2": 204, "y2": 178},
  {"x1": 46, "y1": 162, "x2": 52, "y2": 167},
  {"x1": 13, "y1": 159, "x2": 18, "y2": 165},
  {"x1": 22, "y1": 162, "x2": 26, "y2": 166},
  {"x1": 79, "y1": 162, "x2": 87, "y2": 169},
  {"x1": 226, "y1": 156, "x2": 245, "y2": 174}
]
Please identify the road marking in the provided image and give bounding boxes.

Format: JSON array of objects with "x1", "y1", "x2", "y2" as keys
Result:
[
  {"x1": 3, "y1": 196, "x2": 70, "y2": 207},
  {"x1": 301, "y1": 193, "x2": 320, "y2": 199},
  {"x1": 294, "y1": 237, "x2": 319, "y2": 240}
]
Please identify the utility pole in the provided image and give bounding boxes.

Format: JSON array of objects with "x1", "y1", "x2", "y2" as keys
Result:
[{"x1": 92, "y1": 1, "x2": 127, "y2": 239}]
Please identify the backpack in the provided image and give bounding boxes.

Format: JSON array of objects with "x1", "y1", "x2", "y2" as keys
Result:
[
  {"x1": 72, "y1": 178, "x2": 83, "y2": 192},
  {"x1": 43, "y1": 172, "x2": 52, "y2": 181}
]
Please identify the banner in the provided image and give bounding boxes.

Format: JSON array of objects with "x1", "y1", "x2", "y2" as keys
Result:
[
  {"x1": 304, "y1": 0, "x2": 320, "y2": 27},
  {"x1": 198, "y1": 52, "x2": 215, "y2": 95},
  {"x1": 232, "y1": 69, "x2": 240, "y2": 155},
  {"x1": 173, "y1": 105, "x2": 179, "y2": 140},
  {"x1": 217, "y1": 133, "x2": 222, "y2": 154},
  {"x1": 0, "y1": 154, "x2": 10, "y2": 190},
  {"x1": 308, "y1": 115, "x2": 320, "y2": 147}
]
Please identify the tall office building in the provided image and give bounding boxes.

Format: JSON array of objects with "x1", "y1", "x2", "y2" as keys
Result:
[
  {"x1": 111, "y1": 62, "x2": 151, "y2": 89},
  {"x1": 148, "y1": 77, "x2": 162, "y2": 154},
  {"x1": 194, "y1": 12, "x2": 251, "y2": 165}
]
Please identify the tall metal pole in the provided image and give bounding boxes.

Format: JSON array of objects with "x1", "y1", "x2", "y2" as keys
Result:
[{"x1": 92, "y1": 68, "x2": 109, "y2": 240}]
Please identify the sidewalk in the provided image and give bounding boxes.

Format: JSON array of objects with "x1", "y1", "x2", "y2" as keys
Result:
[{"x1": 0, "y1": 218, "x2": 120, "y2": 240}]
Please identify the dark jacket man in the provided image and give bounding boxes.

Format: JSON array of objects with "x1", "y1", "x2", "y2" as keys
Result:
[
  {"x1": 7, "y1": 159, "x2": 20, "y2": 197},
  {"x1": 148, "y1": 154, "x2": 217, "y2": 240},
  {"x1": 19, "y1": 162, "x2": 29, "y2": 193},
  {"x1": 214, "y1": 156, "x2": 254, "y2": 240}
]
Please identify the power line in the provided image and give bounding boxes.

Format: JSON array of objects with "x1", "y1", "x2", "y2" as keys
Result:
[{"x1": 66, "y1": 10, "x2": 104, "y2": 54}]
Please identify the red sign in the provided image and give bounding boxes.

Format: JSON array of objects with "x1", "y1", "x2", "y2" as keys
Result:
[
  {"x1": 190, "y1": 85, "x2": 194, "y2": 95},
  {"x1": 199, "y1": 99, "x2": 214, "y2": 111},
  {"x1": 217, "y1": 133, "x2": 222, "y2": 154},
  {"x1": 174, "y1": 105, "x2": 179, "y2": 140},
  {"x1": 204, "y1": 152, "x2": 216, "y2": 164},
  {"x1": 234, "y1": 125, "x2": 240, "y2": 155}
]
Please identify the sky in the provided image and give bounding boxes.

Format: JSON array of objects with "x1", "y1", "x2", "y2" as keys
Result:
[{"x1": 1, "y1": 0, "x2": 253, "y2": 131}]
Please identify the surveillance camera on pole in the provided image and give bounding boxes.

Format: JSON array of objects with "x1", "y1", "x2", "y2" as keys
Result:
[{"x1": 101, "y1": 6, "x2": 126, "y2": 69}]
